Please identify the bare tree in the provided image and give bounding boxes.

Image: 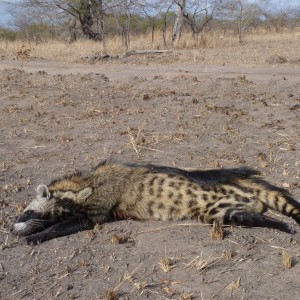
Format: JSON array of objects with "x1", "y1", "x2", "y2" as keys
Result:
[
  {"x1": 137, "y1": 0, "x2": 174, "y2": 48},
  {"x1": 5, "y1": 0, "x2": 107, "y2": 42},
  {"x1": 161, "y1": 4, "x2": 174, "y2": 47},
  {"x1": 4, "y1": 0, "x2": 281, "y2": 49},
  {"x1": 172, "y1": 0, "x2": 222, "y2": 45},
  {"x1": 172, "y1": 0, "x2": 186, "y2": 45},
  {"x1": 184, "y1": 0, "x2": 221, "y2": 39},
  {"x1": 264, "y1": 1, "x2": 297, "y2": 32},
  {"x1": 5, "y1": 0, "x2": 61, "y2": 43},
  {"x1": 108, "y1": 0, "x2": 135, "y2": 51},
  {"x1": 219, "y1": 0, "x2": 266, "y2": 43},
  {"x1": 51, "y1": 0, "x2": 106, "y2": 42}
]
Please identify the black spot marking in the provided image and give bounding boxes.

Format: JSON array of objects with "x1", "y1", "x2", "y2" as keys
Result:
[
  {"x1": 158, "y1": 178, "x2": 165, "y2": 186},
  {"x1": 174, "y1": 199, "x2": 182, "y2": 205},
  {"x1": 240, "y1": 197, "x2": 251, "y2": 203},
  {"x1": 142, "y1": 170, "x2": 152, "y2": 176},
  {"x1": 168, "y1": 192, "x2": 174, "y2": 199},
  {"x1": 167, "y1": 174, "x2": 177, "y2": 179},
  {"x1": 178, "y1": 181, "x2": 185, "y2": 187},
  {"x1": 188, "y1": 199, "x2": 197, "y2": 208},
  {"x1": 157, "y1": 186, "x2": 164, "y2": 198},
  {"x1": 217, "y1": 203, "x2": 232, "y2": 208},
  {"x1": 186, "y1": 189, "x2": 193, "y2": 196},
  {"x1": 192, "y1": 213, "x2": 204, "y2": 222},
  {"x1": 282, "y1": 203, "x2": 287, "y2": 214},
  {"x1": 205, "y1": 202, "x2": 214, "y2": 209},
  {"x1": 212, "y1": 195, "x2": 218, "y2": 200},
  {"x1": 147, "y1": 200, "x2": 155, "y2": 216},
  {"x1": 220, "y1": 187, "x2": 227, "y2": 195},
  {"x1": 178, "y1": 193, "x2": 183, "y2": 200},
  {"x1": 138, "y1": 183, "x2": 145, "y2": 193},
  {"x1": 235, "y1": 184, "x2": 251, "y2": 193},
  {"x1": 234, "y1": 194, "x2": 245, "y2": 202},
  {"x1": 213, "y1": 187, "x2": 219, "y2": 193},
  {"x1": 149, "y1": 187, "x2": 154, "y2": 196},
  {"x1": 169, "y1": 181, "x2": 175, "y2": 188},
  {"x1": 191, "y1": 207, "x2": 200, "y2": 214},
  {"x1": 203, "y1": 194, "x2": 209, "y2": 201},
  {"x1": 169, "y1": 206, "x2": 179, "y2": 215},
  {"x1": 149, "y1": 176, "x2": 158, "y2": 186},
  {"x1": 158, "y1": 202, "x2": 165, "y2": 209},
  {"x1": 201, "y1": 185, "x2": 211, "y2": 192},
  {"x1": 191, "y1": 207, "x2": 202, "y2": 217},
  {"x1": 175, "y1": 184, "x2": 181, "y2": 191},
  {"x1": 209, "y1": 208, "x2": 219, "y2": 215}
]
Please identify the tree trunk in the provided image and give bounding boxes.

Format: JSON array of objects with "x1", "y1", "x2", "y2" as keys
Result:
[
  {"x1": 162, "y1": 16, "x2": 167, "y2": 47},
  {"x1": 92, "y1": 0, "x2": 105, "y2": 42},
  {"x1": 78, "y1": 0, "x2": 105, "y2": 42},
  {"x1": 121, "y1": 17, "x2": 130, "y2": 51},
  {"x1": 151, "y1": 23, "x2": 155, "y2": 48},
  {"x1": 172, "y1": 0, "x2": 186, "y2": 46}
]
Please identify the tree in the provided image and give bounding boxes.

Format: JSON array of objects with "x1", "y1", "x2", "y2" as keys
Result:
[
  {"x1": 184, "y1": 0, "x2": 221, "y2": 39},
  {"x1": 5, "y1": 0, "x2": 107, "y2": 42},
  {"x1": 160, "y1": 9, "x2": 175, "y2": 47},
  {"x1": 264, "y1": 1, "x2": 299, "y2": 32},
  {"x1": 49, "y1": 0, "x2": 106, "y2": 42},
  {"x1": 172, "y1": 0, "x2": 222, "y2": 45},
  {"x1": 107, "y1": 0, "x2": 136, "y2": 51},
  {"x1": 172, "y1": 0, "x2": 186, "y2": 44},
  {"x1": 137, "y1": 0, "x2": 174, "y2": 48},
  {"x1": 219, "y1": 0, "x2": 266, "y2": 43},
  {"x1": 5, "y1": 0, "x2": 60, "y2": 42}
]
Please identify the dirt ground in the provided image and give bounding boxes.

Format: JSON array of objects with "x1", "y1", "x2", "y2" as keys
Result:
[{"x1": 0, "y1": 53, "x2": 300, "y2": 299}]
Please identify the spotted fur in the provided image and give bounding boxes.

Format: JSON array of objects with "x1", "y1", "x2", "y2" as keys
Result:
[{"x1": 11, "y1": 161, "x2": 300, "y2": 244}]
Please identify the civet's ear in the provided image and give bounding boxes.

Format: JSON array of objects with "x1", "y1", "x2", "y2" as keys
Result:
[
  {"x1": 78, "y1": 187, "x2": 92, "y2": 201},
  {"x1": 37, "y1": 185, "x2": 51, "y2": 200}
]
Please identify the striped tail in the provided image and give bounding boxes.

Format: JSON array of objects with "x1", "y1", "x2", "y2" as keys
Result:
[{"x1": 246, "y1": 178, "x2": 300, "y2": 224}]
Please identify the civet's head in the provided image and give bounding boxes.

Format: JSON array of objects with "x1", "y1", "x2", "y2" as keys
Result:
[
  {"x1": 11, "y1": 184, "x2": 92, "y2": 236},
  {"x1": 11, "y1": 185, "x2": 59, "y2": 236}
]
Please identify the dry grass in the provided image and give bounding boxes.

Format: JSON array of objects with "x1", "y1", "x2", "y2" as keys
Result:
[
  {"x1": 159, "y1": 256, "x2": 176, "y2": 273},
  {"x1": 0, "y1": 28, "x2": 299, "y2": 65},
  {"x1": 101, "y1": 289, "x2": 119, "y2": 300},
  {"x1": 16, "y1": 43, "x2": 30, "y2": 67},
  {"x1": 210, "y1": 220, "x2": 224, "y2": 240},
  {"x1": 111, "y1": 234, "x2": 122, "y2": 245},
  {"x1": 227, "y1": 277, "x2": 241, "y2": 298},
  {"x1": 282, "y1": 250, "x2": 293, "y2": 269}
]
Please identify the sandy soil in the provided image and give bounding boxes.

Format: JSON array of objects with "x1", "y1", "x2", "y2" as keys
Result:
[{"x1": 0, "y1": 55, "x2": 300, "y2": 299}]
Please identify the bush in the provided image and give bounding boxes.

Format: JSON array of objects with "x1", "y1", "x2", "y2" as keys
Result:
[{"x1": 0, "y1": 27, "x2": 18, "y2": 41}]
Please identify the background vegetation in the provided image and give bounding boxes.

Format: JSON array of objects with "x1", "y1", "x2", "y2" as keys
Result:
[{"x1": 0, "y1": 0, "x2": 299, "y2": 58}]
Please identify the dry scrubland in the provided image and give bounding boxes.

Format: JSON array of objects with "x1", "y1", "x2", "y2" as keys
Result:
[
  {"x1": 0, "y1": 29, "x2": 300, "y2": 65},
  {"x1": 0, "y1": 29, "x2": 300, "y2": 299}
]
